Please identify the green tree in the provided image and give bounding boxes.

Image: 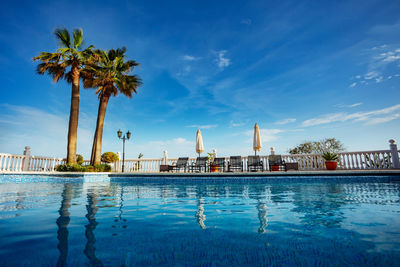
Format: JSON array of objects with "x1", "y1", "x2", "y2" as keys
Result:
[
  {"x1": 289, "y1": 138, "x2": 345, "y2": 154},
  {"x1": 34, "y1": 28, "x2": 93, "y2": 164},
  {"x1": 83, "y1": 47, "x2": 142, "y2": 165},
  {"x1": 101, "y1": 152, "x2": 119, "y2": 163}
]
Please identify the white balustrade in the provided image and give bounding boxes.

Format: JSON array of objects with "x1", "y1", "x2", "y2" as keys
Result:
[{"x1": 1, "y1": 140, "x2": 399, "y2": 173}]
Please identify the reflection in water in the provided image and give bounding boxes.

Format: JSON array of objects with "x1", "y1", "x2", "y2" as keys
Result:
[
  {"x1": 56, "y1": 184, "x2": 73, "y2": 267},
  {"x1": 84, "y1": 192, "x2": 103, "y2": 266},
  {"x1": 1, "y1": 180, "x2": 400, "y2": 266},
  {"x1": 291, "y1": 183, "x2": 345, "y2": 228},
  {"x1": 257, "y1": 200, "x2": 268, "y2": 234},
  {"x1": 196, "y1": 197, "x2": 206, "y2": 229}
]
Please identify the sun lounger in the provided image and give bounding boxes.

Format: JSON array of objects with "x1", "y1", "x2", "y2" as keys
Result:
[
  {"x1": 190, "y1": 157, "x2": 208, "y2": 172},
  {"x1": 268, "y1": 155, "x2": 286, "y2": 171},
  {"x1": 172, "y1": 157, "x2": 189, "y2": 172},
  {"x1": 228, "y1": 156, "x2": 243, "y2": 172},
  {"x1": 247, "y1": 155, "x2": 263, "y2": 172}
]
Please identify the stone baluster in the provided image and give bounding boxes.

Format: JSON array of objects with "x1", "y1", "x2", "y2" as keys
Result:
[
  {"x1": 22, "y1": 146, "x2": 31, "y2": 171},
  {"x1": 389, "y1": 139, "x2": 400, "y2": 169}
]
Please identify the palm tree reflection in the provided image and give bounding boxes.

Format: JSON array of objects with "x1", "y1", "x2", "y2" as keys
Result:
[
  {"x1": 84, "y1": 192, "x2": 103, "y2": 266},
  {"x1": 56, "y1": 184, "x2": 73, "y2": 267}
]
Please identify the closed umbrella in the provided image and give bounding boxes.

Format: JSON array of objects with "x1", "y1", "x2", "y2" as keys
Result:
[
  {"x1": 253, "y1": 123, "x2": 262, "y2": 155},
  {"x1": 196, "y1": 129, "x2": 204, "y2": 157}
]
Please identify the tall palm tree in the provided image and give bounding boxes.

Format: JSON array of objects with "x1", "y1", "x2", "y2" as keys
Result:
[
  {"x1": 82, "y1": 47, "x2": 142, "y2": 166},
  {"x1": 33, "y1": 28, "x2": 93, "y2": 164}
]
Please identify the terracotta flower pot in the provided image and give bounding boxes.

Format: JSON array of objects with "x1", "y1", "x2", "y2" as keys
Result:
[
  {"x1": 210, "y1": 166, "x2": 219, "y2": 172},
  {"x1": 270, "y1": 165, "x2": 280, "y2": 171},
  {"x1": 325, "y1": 161, "x2": 337, "y2": 170}
]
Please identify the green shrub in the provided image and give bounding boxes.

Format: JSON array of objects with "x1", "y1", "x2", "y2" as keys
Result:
[
  {"x1": 101, "y1": 152, "x2": 119, "y2": 163},
  {"x1": 94, "y1": 164, "x2": 112, "y2": 172},
  {"x1": 55, "y1": 164, "x2": 85, "y2": 172},
  {"x1": 76, "y1": 154, "x2": 84, "y2": 165}
]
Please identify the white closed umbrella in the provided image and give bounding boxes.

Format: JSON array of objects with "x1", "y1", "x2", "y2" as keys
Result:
[
  {"x1": 253, "y1": 123, "x2": 262, "y2": 155},
  {"x1": 196, "y1": 129, "x2": 204, "y2": 157}
]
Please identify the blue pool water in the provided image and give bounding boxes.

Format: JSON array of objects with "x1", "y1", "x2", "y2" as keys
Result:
[{"x1": 0, "y1": 176, "x2": 400, "y2": 266}]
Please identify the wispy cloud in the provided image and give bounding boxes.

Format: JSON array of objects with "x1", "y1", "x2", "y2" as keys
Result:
[
  {"x1": 349, "y1": 82, "x2": 357, "y2": 88},
  {"x1": 348, "y1": 102, "x2": 363, "y2": 108},
  {"x1": 335, "y1": 102, "x2": 363, "y2": 108},
  {"x1": 275, "y1": 118, "x2": 296, "y2": 125},
  {"x1": 230, "y1": 121, "x2": 245, "y2": 127},
  {"x1": 352, "y1": 47, "x2": 400, "y2": 86},
  {"x1": 186, "y1": 124, "x2": 218, "y2": 129},
  {"x1": 0, "y1": 104, "x2": 93, "y2": 157},
  {"x1": 182, "y1": 55, "x2": 200, "y2": 61},
  {"x1": 302, "y1": 104, "x2": 400, "y2": 127},
  {"x1": 215, "y1": 50, "x2": 231, "y2": 69},
  {"x1": 245, "y1": 128, "x2": 284, "y2": 143}
]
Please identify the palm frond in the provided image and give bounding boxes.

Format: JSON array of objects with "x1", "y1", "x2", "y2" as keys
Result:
[
  {"x1": 54, "y1": 28, "x2": 71, "y2": 48},
  {"x1": 73, "y1": 28, "x2": 83, "y2": 49}
]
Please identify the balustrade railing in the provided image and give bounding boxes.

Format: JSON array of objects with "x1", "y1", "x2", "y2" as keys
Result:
[{"x1": 1, "y1": 143, "x2": 399, "y2": 173}]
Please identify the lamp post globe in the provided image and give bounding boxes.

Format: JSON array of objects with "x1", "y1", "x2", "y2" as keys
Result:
[{"x1": 117, "y1": 130, "x2": 132, "y2": 173}]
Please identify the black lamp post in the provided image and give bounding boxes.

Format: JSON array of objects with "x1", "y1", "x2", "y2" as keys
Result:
[{"x1": 117, "y1": 129, "x2": 131, "y2": 172}]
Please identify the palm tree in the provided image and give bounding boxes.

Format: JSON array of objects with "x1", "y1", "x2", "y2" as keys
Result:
[
  {"x1": 33, "y1": 28, "x2": 93, "y2": 164},
  {"x1": 82, "y1": 47, "x2": 142, "y2": 166}
]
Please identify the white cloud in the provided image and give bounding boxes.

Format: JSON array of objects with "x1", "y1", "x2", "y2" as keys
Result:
[
  {"x1": 182, "y1": 55, "x2": 200, "y2": 61},
  {"x1": 365, "y1": 71, "x2": 378, "y2": 80},
  {"x1": 349, "y1": 82, "x2": 357, "y2": 88},
  {"x1": 215, "y1": 50, "x2": 231, "y2": 69},
  {"x1": 365, "y1": 114, "x2": 400, "y2": 125},
  {"x1": 245, "y1": 128, "x2": 284, "y2": 143},
  {"x1": 302, "y1": 104, "x2": 400, "y2": 127},
  {"x1": 275, "y1": 118, "x2": 296, "y2": 125},
  {"x1": 230, "y1": 121, "x2": 245, "y2": 127},
  {"x1": 134, "y1": 137, "x2": 195, "y2": 158},
  {"x1": 186, "y1": 124, "x2": 218, "y2": 129},
  {"x1": 348, "y1": 102, "x2": 363, "y2": 108},
  {"x1": 375, "y1": 76, "x2": 383, "y2": 83},
  {"x1": 0, "y1": 104, "x2": 93, "y2": 158}
]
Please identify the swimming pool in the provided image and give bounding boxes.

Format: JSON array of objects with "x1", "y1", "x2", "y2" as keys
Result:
[{"x1": 0, "y1": 176, "x2": 399, "y2": 266}]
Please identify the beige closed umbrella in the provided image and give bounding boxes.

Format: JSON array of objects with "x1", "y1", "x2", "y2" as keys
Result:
[
  {"x1": 196, "y1": 129, "x2": 204, "y2": 157},
  {"x1": 253, "y1": 123, "x2": 262, "y2": 155}
]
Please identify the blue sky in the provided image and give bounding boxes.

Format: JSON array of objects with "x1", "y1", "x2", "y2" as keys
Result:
[{"x1": 1, "y1": 0, "x2": 400, "y2": 159}]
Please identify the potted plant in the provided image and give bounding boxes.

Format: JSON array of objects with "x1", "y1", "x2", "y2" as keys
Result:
[
  {"x1": 207, "y1": 152, "x2": 219, "y2": 172},
  {"x1": 322, "y1": 151, "x2": 339, "y2": 170}
]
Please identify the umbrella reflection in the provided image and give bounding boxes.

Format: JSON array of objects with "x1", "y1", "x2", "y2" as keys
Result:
[
  {"x1": 195, "y1": 197, "x2": 206, "y2": 229},
  {"x1": 257, "y1": 200, "x2": 268, "y2": 234}
]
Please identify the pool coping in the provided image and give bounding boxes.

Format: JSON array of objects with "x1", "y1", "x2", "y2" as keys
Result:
[{"x1": 1, "y1": 169, "x2": 400, "y2": 178}]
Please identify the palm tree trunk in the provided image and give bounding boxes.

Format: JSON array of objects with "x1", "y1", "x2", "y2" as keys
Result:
[
  {"x1": 66, "y1": 65, "x2": 80, "y2": 164},
  {"x1": 90, "y1": 94, "x2": 110, "y2": 165}
]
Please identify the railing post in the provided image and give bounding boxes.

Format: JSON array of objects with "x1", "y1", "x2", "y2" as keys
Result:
[
  {"x1": 116, "y1": 152, "x2": 121, "y2": 172},
  {"x1": 22, "y1": 146, "x2": 31, "y2": 171},
  {"x1": 389, "y1": 139, "x2": 400, "y2": 169}
]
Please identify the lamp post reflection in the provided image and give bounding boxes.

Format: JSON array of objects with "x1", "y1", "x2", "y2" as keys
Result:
[{"x1": 56, "y1": 184, "x2": 73, "y2": 267}]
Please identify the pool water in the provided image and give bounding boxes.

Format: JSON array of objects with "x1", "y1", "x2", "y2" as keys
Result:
[{"x1": 0, "y1": 177, "x2": 400, "y2": 266}]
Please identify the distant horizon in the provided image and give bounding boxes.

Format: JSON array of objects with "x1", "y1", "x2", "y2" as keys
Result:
[{"x1": 1, "y1": 0, "x2": 400, "y2": 159}]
